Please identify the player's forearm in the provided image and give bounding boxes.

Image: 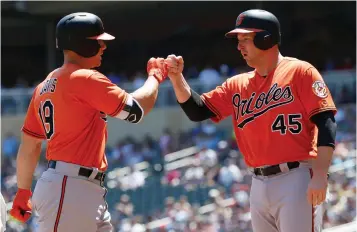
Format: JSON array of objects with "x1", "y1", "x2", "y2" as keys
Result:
[
  {"x1": 170, "y1": 74, "x2": 191, "y2": 103},
  {"x1": 311, "y1": 146, "x2": 334, "y2": 176},
  {"x1": 131, "y1": 76, "x2": 159, "y2": 116},
  {"x1": 16, "y1": 141, "x2": 42, "y2": 190}
]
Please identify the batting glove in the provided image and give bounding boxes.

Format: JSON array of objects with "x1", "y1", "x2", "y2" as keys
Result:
[
  {"x1": 9, "y1": 188, "x2": 32, "y2": 223},
  {"x1": 147, "y1": 57, "x2": 168, "y2": 83}
]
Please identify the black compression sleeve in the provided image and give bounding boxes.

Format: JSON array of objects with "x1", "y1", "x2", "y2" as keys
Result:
[
  {"x1": 178, "y1": 89, "x2": 216, "y2": 122},
  {"x1": 310, "y1": 110, "x2": 337, "y2": 149}
]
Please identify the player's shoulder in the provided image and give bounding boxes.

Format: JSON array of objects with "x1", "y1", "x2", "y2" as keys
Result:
[
  {"x1": 69, "y1": 68, "x2": 109, "y2": 84},
  {"x1": 70, "y1": 68, "x2": 99, "y2": 79},
  {"x1": 282, "y1": 56, "x2": 316, "y2": 72},
  {"x1": 228, "y1": 70, "x2": 255, "y2": 82}
]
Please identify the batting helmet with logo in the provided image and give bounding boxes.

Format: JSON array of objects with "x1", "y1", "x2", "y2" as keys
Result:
[
  {"x1": 56, "y1": 12, "x2": 115, "y2": 58},
  {"x1": 225, "y1": 9, "x2": 281, "y2": 50}
]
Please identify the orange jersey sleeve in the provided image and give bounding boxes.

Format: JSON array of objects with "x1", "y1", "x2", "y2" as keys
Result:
[
  {"x1": 22, "y1": 89, "x2": 46, "y2": 139},
  {"x1": 70, "y1": 71, "x2": 129, "y2": 117},
  {"x1": 295, "y1": 66, "x2": 337, "y2": 118},
  {"x1": 201, "y1": 79, "x2": 232, "y2": 123}
]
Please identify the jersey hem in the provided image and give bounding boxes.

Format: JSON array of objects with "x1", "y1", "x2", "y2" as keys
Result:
[
  {"x1": 308, "y1": 107, "x2": 337, "y2": 119},
  {"x1": 109, "y1": 93, "x2": 128, "y2": 117},
  {"x1": 246, "y1": 155, "x2": 317, "y2": 168},
  {"x1": 22, "y1": 127, "x2": 46, "y2": 139}
]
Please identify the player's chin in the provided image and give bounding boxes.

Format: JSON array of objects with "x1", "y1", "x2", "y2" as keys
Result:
[
  {"x1": 93, "y1": 58, "x2": 102, "y2": 68},
  {"x1": 245, "y1": 60, "x2": 255, "y2": 68}
]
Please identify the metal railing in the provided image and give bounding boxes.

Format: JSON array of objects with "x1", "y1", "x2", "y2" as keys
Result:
[
  {"x1": 1, "y1": 69, "x2": 355, "y2": 115},
  {"x1": 0, "y1": 80, "x2": 219, "y2": 115}
]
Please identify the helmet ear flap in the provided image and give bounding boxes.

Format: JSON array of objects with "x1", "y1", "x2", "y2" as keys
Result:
[
  {"x1": 56, "y1": 35, "x2": 100, "y2": 58},
  {"x1": 75, "y1": 39, "x2": 101, "y2": 58},
  {"x1": 253, "y1": 31, "x2": 273, "y2": 50}
]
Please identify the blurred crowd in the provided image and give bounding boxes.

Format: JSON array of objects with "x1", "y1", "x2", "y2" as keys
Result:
[
  {"x1": 1, "y1": 101, "x2": 356, "y2": 231},
  {"x1": 1, "y1": 56, "x2": 355, "y2": 90}
]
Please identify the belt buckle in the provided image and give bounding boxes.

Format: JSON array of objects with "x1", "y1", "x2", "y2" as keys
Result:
[{"x1": 255, "y1": 167, "x2": 264, "y2": 176}]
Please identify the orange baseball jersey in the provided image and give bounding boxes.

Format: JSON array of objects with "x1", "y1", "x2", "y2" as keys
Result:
[
  {"x1": 201, "y1": 57, "x2": 337, "y2": 167},
  {"x1": 22, "y1": 63, "x2": 128, "y2": 171}
]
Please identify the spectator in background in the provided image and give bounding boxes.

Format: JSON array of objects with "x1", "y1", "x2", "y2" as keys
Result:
[
  {"x1": 219, "y1": 64, "x2": 230, "y2": 79},
  {"x1": 339, "y1": 84, "x2": 354, "y2": 104},
  {"x1": 165, "y1": 169, "x2": 182, "y2": 186},
  {"x1": 141, "y1": 134, "x2": 160, "y2": 165},
  {"x1": 173, "y1": 200, "x2": 191, "y2": 230},
  {"x1": 130, "y1": 216, "x2": 146, "y2": 232},
  {"x1": 198, "y1": 64, "x2": 221, "y2": 92},
  {"x1": 132, "y1": 71, "x2": 146, "y2": 89},
  {"x1": 162, "y1": 197, "x2": 176, "y2": 219},
  {"x1": 106, "y1": 69, "x2": 122, "y2": 85},
  {"x1": 127, "y1": 143, "x2": 145, "y2": 167},
  {"x1": 120, "y1": 137, "x2": 136, "y2": 166},
  {"x1": 184, "y1": 65, "x2": 200, "y2": 79},
  {"x1": 107, "y1": 140, "x2": 123, "y2": 166},
  {"x1": 2, "y1": 132, "x2": 19, "y2": 159},
  {"x1": 197, "y1": 146, "x2": 218, "y2": 169},
  {"x1": 114, "y1": 194, "x2": 134, "y2": 220},
  {"x1": 218, "y1": 158, "x2": 243, "y2": 191},
  {"x1": 324, "y1": 57, "x2": 335, "y2": 71},
  {"x1": 184, "y1": 158, "x2": 205, "y2": 187},
  {"x1": 159, "y1": 128, "x2": 176, "y2": 155},
  {"x1": 119, "y1": 166, "x2": 146, "y2": 191},
  {"x1": 141, "y1": 140, "x2": 156, "y2": 164}
]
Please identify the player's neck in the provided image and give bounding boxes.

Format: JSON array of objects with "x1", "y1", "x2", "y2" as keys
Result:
[
  {"x1": 255, "y1": 50, "x2": 283, "y2": 77},
  {"x1": 63, "y1": 59, "x2": 88, "y2": 69},
  {"x1": 63, "y1": 52, "x2": 91, "y2": 69}
]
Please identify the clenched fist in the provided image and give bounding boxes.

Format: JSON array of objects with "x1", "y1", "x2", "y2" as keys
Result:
[
  {"x1": 147, "y1": 57, "x2": 168, "y2": 83},
  {"x1": 164, "y1": 54, "x2": 184, "y2": 80},
  {"x1": 9, "y1": 188, "x2": 32, "y2": 223},
  {"x1": 306, "y1": 173, "x2": 328, "y2": 207}
]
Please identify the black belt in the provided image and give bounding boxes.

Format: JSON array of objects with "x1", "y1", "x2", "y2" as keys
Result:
[
  {"x1": 253, "y1": 161, "x2": 300, "y2": 176},
  {"x1": 48, "y1": 160, "x2": 106, "y2": 184}
]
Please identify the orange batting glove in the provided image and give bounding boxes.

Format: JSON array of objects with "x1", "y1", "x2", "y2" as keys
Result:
[
  {"x1": 9, "y1": 188, "x2": 33, "y2": 223},
  {"x1": 147, "y1": 57, "x2": 168, "y2": 83}
]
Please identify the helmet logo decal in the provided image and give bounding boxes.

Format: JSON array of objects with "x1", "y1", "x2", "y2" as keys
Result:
[{"x1": 236, "y1": 13, "x2": 246, "y2": 26}]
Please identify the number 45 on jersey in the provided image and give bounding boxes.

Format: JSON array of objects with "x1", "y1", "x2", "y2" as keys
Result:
[{"x1": 272, "y1": 114, "x2": 302, "y2": 135}]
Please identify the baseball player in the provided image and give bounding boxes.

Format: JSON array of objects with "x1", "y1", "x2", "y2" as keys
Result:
[
  {"x1": 1, "y1": 193, "x2": 6, "y2": 232},
  {"x1": 165, "y1": 9, "x2": 337, "y2": 232},
  {"x1": 9, "y1": 12, "x2": 168, "y2": 232}
]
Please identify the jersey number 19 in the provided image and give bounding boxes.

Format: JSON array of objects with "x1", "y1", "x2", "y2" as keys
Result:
[{"x1": 38, "y1": 100, "x2": 55, "y2": 140}]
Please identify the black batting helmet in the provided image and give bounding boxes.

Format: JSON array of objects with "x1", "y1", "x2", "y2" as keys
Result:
[
  {"x1": 56, "y1": 12, "x2": 115, "y2": 58},
  {"x1": 225, "y1": 9, "x2": 281, "y2": 50}
]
